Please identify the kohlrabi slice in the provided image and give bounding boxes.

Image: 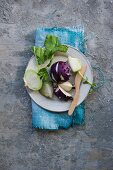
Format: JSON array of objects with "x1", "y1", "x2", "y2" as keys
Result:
[
  {"x1": 68, "y1": 56, "x2": 82, "y2": 72},
  {"x1": 59, "y1": 81, "x2": 73, "y2": 92},
  {"x1": 24, "y1": 69, "x2": 42, "y2": 91},
  {"x1": 40, "y1": 82, "x2": 53, "y2": 98},
  {"x1": 54, "y1": 85, "x2": 72, "y2": 101},
  {"x1": 27, "y1": 57, "x2": 39, "y2": 72}
]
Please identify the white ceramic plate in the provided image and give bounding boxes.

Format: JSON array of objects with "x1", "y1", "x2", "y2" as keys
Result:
[{"x1": 25, "y1": 46, "x2": 93, "y2": 112}]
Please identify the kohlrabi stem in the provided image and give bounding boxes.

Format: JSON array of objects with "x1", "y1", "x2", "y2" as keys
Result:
[{"x1": 78, "y1": 71, "x2": 95, "y2": 87}]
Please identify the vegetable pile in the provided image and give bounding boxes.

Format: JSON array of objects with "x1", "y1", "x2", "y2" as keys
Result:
[{"x1": 24, "y1": 34, "x2": 95, "y2": 101}]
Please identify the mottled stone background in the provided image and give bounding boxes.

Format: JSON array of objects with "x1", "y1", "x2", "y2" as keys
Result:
[{"x1": 0, "y1": 0, "x2": 113, "y2": 170}]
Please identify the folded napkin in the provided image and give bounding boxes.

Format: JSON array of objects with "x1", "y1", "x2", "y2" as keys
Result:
[{"x1": 32, "y1": 27, "x2": 85, "y2": 130}]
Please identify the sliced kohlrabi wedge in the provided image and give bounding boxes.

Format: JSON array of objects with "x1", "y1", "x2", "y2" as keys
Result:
[
  {"x1": 58, "y1": 86, "x2": 72, "y2": 97},
  {"x1": 40, "y1": 82, "x2": 53, "y2": 98},
  {"x1": 24, "y1": 69, "x2": 42, "y2": 91},
  {"x1": 54, "y1": 85, "x2": 72, "y2": 101},
  {"x1": 68, "y1": 56, "x2": 82, "y2": 72},
  {"x1": 59, "y1": 81, "x2": 72, "y2": 92}
]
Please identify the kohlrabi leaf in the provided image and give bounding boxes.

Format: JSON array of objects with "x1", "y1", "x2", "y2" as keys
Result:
[
  {"x1": 32, "y1": 35, "x2": 68, "y2": 66},
  {"x1": 38, "y1": 68, "x2": 50, "y2": 82},
  {"x1": 52, "y1": 45, "x2": 68, "y2": 54},
  {"x1": 44, "y1": 34, "x2": 61, "y2": 51},
  {"x1": 32, "y1": 46, "x2": 45, "y2": 65}
]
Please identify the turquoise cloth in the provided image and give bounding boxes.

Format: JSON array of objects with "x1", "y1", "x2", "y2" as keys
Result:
[{"x1": 32, "y1": 27, "x2": 85, "y2": 130}]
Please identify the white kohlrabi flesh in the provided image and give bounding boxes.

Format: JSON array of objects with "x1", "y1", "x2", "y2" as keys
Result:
[
  {"x1": 54, "y1": 85, "x2": 72, "y2": 101},
  {"x1": 24, "y1": 69, "x2": 42, "y2": 91},
  {"x1": 59, "y1": 81, "x2": 73, "y2": 92},
  {"x1": 68, "y1": 56, "x2": 82, "y2": 72},
  {"x1": 40, "y1": 82, "x2": 53, "y2": 98}
]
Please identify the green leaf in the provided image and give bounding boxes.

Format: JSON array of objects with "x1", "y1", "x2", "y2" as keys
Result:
[
  {"x1": 32, "y1": 35, "x2": 68, "y2": 68},
  {"x1": 44, "y1": 49, "x2": 53, "y2": 59},
  {"x1": 44, "y1": 35, "x2": 61, "y2": 51},
  {"x1": 32, "y1": 46, "x2": 45, "y2": 65},
  {"x1": 82, "y1": 76, "x2": 88, "y2": 84},
  {"x1": 89, "y1": 84, "x2": 97, "y2": 94},
  {"x1": 38, "y1": 68, "x2": 50, "y2": 82},
  {"x1": 82, "y1": 75, "x2": 96, "y2": 87},
  {"x1": 46, "y1": 55, "x2": 54, "y2": 67},
  {"x1": 79, "y1": 73, "x2": 97, "y2": 93},
  {"x1": 52, "y1": 45, "x2": 68, "y2": 54}
]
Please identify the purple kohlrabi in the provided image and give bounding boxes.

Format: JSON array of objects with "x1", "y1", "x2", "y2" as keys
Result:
[{"x1": 50, "y1": 61, "x2": 71, "y2": 82}]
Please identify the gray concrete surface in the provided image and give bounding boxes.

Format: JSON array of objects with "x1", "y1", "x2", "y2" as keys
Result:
[{"x1": 0, "y1": 0, "x2": 113, "y2": 170}]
